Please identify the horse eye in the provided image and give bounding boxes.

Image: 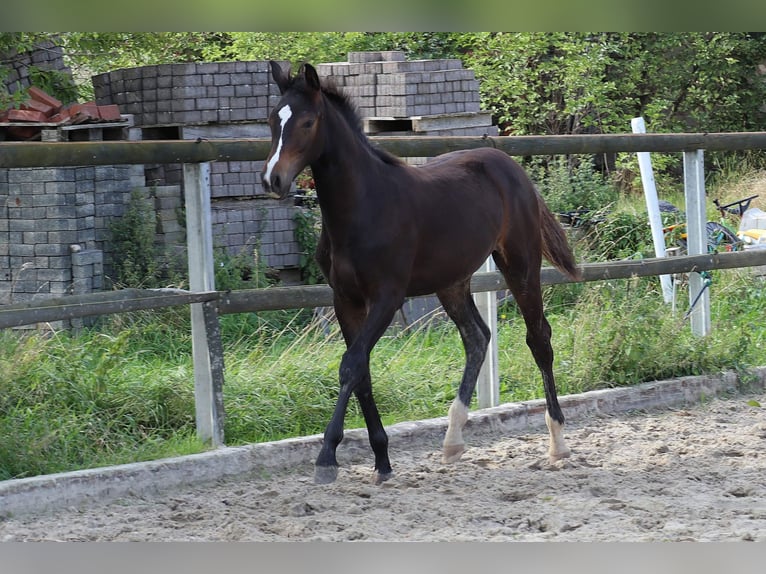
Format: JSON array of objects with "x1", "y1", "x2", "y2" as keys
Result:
[{"x1": 302, "y1": 119, "x2": 315, "y2": 129}]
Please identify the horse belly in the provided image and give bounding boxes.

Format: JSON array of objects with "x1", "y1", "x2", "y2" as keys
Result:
[{"x1": 407, "y1": 211, "x2": 500, "y2": 296}]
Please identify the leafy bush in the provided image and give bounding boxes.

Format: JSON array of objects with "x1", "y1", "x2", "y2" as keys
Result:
[
  {"x1": 583, "y1": 211, "x2": 653, "y2": 261},
  {"x1": 109, "y1": 189, "x2": 159, "y2": 288},
  {"x1": 535, "y1": 155, "x2": 620, "y2": 214},
  {"x1": 293, "y1": 207, "x2": 325, "y2": 285}
]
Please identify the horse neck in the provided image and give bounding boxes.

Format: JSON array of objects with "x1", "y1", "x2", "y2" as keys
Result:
[{"x1": 309, "y1": 104, "x2": 378, "y2": 226}]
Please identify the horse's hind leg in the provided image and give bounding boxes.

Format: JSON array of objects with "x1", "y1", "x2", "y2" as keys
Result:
[
  {"x1": 494, "y1": 254, "x2": 571, "y2": 462},
  {"x1": 436, "y1": 281, "x2": 491, "y2": 464}
]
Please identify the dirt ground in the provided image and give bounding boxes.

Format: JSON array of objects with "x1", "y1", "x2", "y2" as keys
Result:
[{"x1": 1, "y1": 391, "x2": 764, "y2": 542}]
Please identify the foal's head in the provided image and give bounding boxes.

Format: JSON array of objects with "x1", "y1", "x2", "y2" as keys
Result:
[{"x1": 261, "y1": 61, "x2": 326, "y2": 199}]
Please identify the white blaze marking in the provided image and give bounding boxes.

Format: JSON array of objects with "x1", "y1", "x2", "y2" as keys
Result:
[{"x1": 264, "y1": 104, "x2": 293, "y2": 184}]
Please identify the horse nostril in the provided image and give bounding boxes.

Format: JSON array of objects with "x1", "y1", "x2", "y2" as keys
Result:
[{"x1": 273, "y1": 175, "x2": 281, "y2": 191}]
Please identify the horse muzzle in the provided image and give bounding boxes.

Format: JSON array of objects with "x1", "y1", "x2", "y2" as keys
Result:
[{"x1": 261, "y1": 170, "x2": 293, "y2": 200}]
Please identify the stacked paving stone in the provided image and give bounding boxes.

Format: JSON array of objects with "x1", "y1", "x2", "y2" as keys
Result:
[
  {"x1": 93, "y1": 61, "x2": 285, "y2": 200},
  {"x1": 0, "y1": 40, "x2": 71, "y2": 98},
  {"x1": 152, "y1": 185, "x2": 185, "y2": 246},
  {"x1": 92, "y1": 60, "x2": 302, "y2": 271},
  {"x1": 316, "y1": 51, "x2": 496, "y2": 137},
  {"x1": 92, "y1": 61, "x2": 283, "y2": 127},
  {"x1": 0, "y1": 43, "x2": 143, "y2": 317},
  {"x1": 210, "y1": 202, "x2": 297, "y2": 267},
  {"x1": 1, "y1": 165, "x2": 144, "y2": 309}
]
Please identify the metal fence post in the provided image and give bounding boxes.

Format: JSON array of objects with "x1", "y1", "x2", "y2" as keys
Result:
[
  {"x1": 632, "y1": 117, "x2": 674, "y2": 303},
  {"x1": 474, "y1": 257, "x2": 499, "y2": 408},
  {"x1": 183, "y1": 162, "x2": 225, "y2": 446},
  {"x1": 683, "y1": 150, "x2": 712, "y2": 336}
]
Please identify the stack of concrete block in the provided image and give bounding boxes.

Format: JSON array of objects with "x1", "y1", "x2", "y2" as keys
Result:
[
  {"x1": 71, "y1": 247, "x2": 104, "y2": 294},
  {"x1": 151, "y1": 185, "x2": 185, "y2": 245},
  {"x1": 181, "y1": 123, "x2": 272, "y2": 200},
  {"x1": 316, "y1": 51, "x2": 487, "y2": 123},
  {"x1": 93, "y1": 61, "x2": 302, "y2": 272},
  {"x1": 0, "y1": 168, "x2": 9, "y2": 286},
  {"x1": 317, "y1": 51, "x2": 496, "y2": 169},
  {"x1": 92, "y1": 61, "x2": 285, "y2": 128},
  {"x1": 1, "y1": 164, "x2": 144, "y2": 306},
  {"x1": 0, "y1": 40, "x2": 71, "y2": 98},
  {"x1": 211, "y1": 201, "x2": 300, "y2": 269}
]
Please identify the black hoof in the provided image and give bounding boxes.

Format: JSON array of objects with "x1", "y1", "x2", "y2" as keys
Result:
[{"x1": 314, "y1": 464, "x2": 339, "y2": 485}]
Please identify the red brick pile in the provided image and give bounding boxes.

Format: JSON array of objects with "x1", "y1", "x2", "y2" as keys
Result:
[{"x1": 0, "y1": 86, "x2": 123, "y2": 140}]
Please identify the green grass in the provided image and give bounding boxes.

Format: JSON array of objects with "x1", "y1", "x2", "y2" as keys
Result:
[{"x1": 3, "y1": 168, "x2": 766, "y2": 481}]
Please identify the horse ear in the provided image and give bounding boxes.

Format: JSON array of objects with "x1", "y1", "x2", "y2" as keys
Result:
[
  {"x1": 269, "y1": 60, "x2": 291, "y2": 94},
  {"x1": 302, "y1": 63, "x2": 321, "y2": 92}
]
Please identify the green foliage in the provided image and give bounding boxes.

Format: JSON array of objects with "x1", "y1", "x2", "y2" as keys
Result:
[
  {"x1": 223, "y1": 32, "x2": 461, "y2": 69},
  {"x1": 3, "y1": 261, "x2": 766, "y2": 480},
  {"x1": 1, "y1": 33, "x2": 77, "y2": 107},
  {"x1": 27, "y1": 66, "x2": 78, "y2": 105},
  {"x1": 458, "y1": 33, "x2": 622, "y2": 136},
  {"x1": 293, "y1": 206, "x2": 325, "y2": 285},
  {"x1": 109, "y1": 189, "x2": 159, "y2": 288},
  {"x1": 534, "y1": 155, "x2": 620, "y2": 214},
  {"x1": 214, "y1": 245, "x2": 262, "y2": 291},
  {"x1": 458, "y1": 32, "x2": 766, "y2": 137},
  {"x1": 553, "y1": 277, "x2": 749, "y2": 390},
  {"x1": 583, "y1": 210, "x2": 653, "y2": 261},
  {"x1": 0, "y1": 327, "x2": 200, "y2": 480}
]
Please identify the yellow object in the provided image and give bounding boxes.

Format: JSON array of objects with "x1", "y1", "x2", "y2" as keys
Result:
[{"x1": 737, "y1": 228, "x2": 766, "y2": 244}]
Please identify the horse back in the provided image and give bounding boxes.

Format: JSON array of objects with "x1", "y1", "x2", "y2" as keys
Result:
[{"x1": 401, "y1": 148, "x2": 543, "y2": 294}]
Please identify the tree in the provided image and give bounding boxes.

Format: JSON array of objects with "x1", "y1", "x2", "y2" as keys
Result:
[
  {"x1": 6, "y1": 32, "x2": 766, "y2": 143},
  {"x1": 458, "y1": 32, "x2": 766, "y2": 137},
  {"x1": 1, "y1": 33, "x2": 79, "y2": 107}
]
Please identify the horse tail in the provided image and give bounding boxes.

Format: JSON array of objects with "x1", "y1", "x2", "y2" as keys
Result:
[{"x1": 537, "y1": 191, "x2": 581, "y2": 281}]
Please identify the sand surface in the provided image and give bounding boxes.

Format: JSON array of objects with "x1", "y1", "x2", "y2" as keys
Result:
[{"x1": 2, "y1": 391, "x2": 764, "y2": 541}]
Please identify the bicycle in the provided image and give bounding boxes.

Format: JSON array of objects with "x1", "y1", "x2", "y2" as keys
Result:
[
  {"x1": 662, "y1": 195, "x2": 758, "y2": 255},
  {"x1": 662, "y1": 194, "x2": 758, "y2": 318}
]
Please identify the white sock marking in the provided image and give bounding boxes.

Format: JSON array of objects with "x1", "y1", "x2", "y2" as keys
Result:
[
  {"x1": 263, "y1": 104, "x2": 293, "y2": 184},
  {"x1": 545, "y1": 410, "x2": 570, "y2": 460},
  {"x1": 444, "y1": 399, "x2": 469, "y2": 447}
]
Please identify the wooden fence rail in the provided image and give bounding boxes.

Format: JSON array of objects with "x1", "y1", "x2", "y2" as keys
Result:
[
  {"x1": 217, "y1": 250, "x2": 766, "y2": 315},
  {"x1": 0, "y1": 289, "x2": 218, "y2": 330},
  {"x1": 4, "y1": 250, "x2": 765, "y2": 329},
  {"x1": 3, "y1": 131, "x2": 766, "y2": 168}
]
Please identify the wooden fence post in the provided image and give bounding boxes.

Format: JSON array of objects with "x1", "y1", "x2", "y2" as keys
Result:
[
  {"x1": 183, "y1": 162, "x2": 225, "y2": 446},
  {"x1": 683, "y1": 150, "x2": 711, "y2": 336}
]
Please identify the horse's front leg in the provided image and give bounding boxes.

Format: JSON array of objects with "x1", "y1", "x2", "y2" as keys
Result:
[{"x1": 314, "y1": 294, "x2": 400, "y2": 485}]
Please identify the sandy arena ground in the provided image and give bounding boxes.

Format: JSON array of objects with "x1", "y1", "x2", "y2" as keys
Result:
[{"x1": 1, "y1": 390, "x2": 764, "y2": 542}]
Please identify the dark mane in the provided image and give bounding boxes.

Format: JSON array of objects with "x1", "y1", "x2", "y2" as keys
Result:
[{"x1": 289, "y1": 72, "x2": 403, "y2": 167}]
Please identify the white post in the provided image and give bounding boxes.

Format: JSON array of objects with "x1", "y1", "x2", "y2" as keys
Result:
[
  {"x1": 631, "y1": 117, "x2": 674, "y2": 303},
  {"x1": 183, "y1": 162, "x2": 225, "y2": 446},
  {"x1": 474, "y1": 257, "x2": 499, "y2": 408},
  {"x1": 683, "y1": 150, "x2": 711, "y2": 336}
]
